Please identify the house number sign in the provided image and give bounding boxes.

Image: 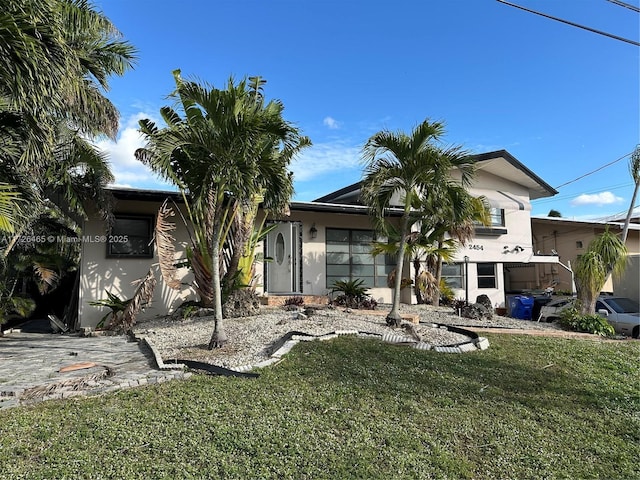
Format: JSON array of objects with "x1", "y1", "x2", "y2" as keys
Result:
[{"x1": 468, "y1": 244, "x2": 484, "y2": 251}]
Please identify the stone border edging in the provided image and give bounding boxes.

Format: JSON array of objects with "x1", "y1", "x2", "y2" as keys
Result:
[{"x1": 138, "y1": 323, "x2": 489, "y2": 377}]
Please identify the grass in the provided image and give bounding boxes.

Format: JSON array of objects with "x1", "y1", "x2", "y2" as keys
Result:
[{"x1": 0, "y1": 334, "x2": 638, "y2": 479}]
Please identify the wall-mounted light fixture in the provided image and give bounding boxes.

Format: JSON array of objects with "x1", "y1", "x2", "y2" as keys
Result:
[
  {"x1": 309, "y1": 223, "x2": 318, "y2": 239},
  {"x1": 514, "y1": 245, "x2": 524, "y2": 253}
]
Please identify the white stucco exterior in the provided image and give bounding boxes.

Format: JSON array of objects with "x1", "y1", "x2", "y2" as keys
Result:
[{"x1": 77, "y1": 150, "x2": 560, "y2": 327}]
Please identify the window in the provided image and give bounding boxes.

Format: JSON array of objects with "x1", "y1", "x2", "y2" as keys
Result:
[
  {"x1": 477, "y1": 262, "x2": 497, "y2": 288},
  {"x1": 326, "y1": 228, "x2": 394, "y2": 288},
  {"x1": 107, "y1": 215, "x2": 153, "y2": 258},
  {"x1": 488, "y1": 208, "x2": 505, "y2": 227},
  {"x1": 441, "y1": 263, "x2": 463, "y2": 289}
]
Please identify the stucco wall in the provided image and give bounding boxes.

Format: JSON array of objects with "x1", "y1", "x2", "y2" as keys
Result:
[{"x1": 79, "y1": 199, "x2": 196, "y2": 328}]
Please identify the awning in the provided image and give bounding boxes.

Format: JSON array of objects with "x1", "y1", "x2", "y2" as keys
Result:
[{"x1": 477, "y1": 191, "x2": 531, "y2": 211}]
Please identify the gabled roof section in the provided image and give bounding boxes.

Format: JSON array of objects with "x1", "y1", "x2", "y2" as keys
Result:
[
  {"x1": 472, "y1": 150, "x2": 557, "y2": 200},
  {"x1": 313, "y1": 150, "x2": 558, "y2": 204}
]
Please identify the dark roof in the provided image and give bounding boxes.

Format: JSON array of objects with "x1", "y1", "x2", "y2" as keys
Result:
[
  {"x1": 312, "y1": 149, "x2": 558, "y2": 204},
  {"x1": 107, "y1": 186, "x2": 182, "y2": 202}
]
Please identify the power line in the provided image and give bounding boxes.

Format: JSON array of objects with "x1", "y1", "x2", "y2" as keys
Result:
[
  {"x1": 606, "y1": 0, "x2": 640, "y2": 13},
  {"x1": 554, "y1": 151, "x2": 633, "y2": 189},
  {"x1": 534, "y1": 181, "x2": 633, "y2": 204},
  {"x1": 496, "y1": 0, "x2": 640, "y2": 46}
]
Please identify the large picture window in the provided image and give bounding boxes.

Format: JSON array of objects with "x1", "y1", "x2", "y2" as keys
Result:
[
  {"x1": 477, "y1": 262, "x2": 497, "y2": 289},
  {"x1": 326, "y1": 228, "x2": 394, "y2": 288},
  {"x1": 107, "y1": 215, "x2": 153, "y2": 258}
]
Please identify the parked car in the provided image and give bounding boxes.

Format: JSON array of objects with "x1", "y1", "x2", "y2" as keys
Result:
[
  {"x1": 538, "y1": 296, "x2": 640, "y2": 338},
  {"x1": 595, "y1": 297, "x2": 640, "y2": 339},
  {"x1": 537, "y1": 297, "x2": 575, "y2": 322}
]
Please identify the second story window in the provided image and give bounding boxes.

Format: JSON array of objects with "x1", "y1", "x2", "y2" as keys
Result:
[{"x1": 488, "y1": 208, "x2": 505, "y2": 227}]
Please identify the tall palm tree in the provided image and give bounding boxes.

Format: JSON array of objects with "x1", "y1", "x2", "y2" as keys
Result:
[
  {"x1": 0, "y1": 0, "x2": 136, "y2": 144},
  {"x1": 574, "y1": 226, "x2": 627, "y2": 314},
  {"x1": 361, "y1": 119, "x2": 474, "y2": 326},
  {"x1": 137, "y1": 71, "x2": 308, "y2": 348},
  {"x1": 423, "y1": 183, "x2": 490, "y2": 305}
]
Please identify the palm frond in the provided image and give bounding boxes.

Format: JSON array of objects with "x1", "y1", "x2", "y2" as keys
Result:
[
  {"x1": 155, "y1": 201, "x2": 181, "y2": 290},
  {"x1": 119, "y1": 269, "x2": 157, "y2": 332}
]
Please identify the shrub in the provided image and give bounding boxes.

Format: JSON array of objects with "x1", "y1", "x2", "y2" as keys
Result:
[
  {"x1": 559, "y1": 306, "x2": 615, "y2": 336},
  {"x1": 439, "y1": 279, "x2": 455, "y2": 306},
  {"x1": 330, "y1": 279, "x2": 377, "y2": 310},
  {"x1": 283, "y1": 296, "x2": 305, "y2": 308}
]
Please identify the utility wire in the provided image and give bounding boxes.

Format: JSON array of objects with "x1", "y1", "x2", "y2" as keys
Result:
[
  {"x1": 554, "y1": 152, "x2": 632, "y2": 189},
  {"x1": 606, "y1": 0, "x2": 640, "y2": 13},
  {"x1": 496, "y1": 0, "x2": 640, "y2": 46}
]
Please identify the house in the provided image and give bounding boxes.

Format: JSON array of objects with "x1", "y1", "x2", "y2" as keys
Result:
[
  {"x1": 523, "y1": 216, "x2": 640, "y2": 302},
  {"x1": 78, "y1": 149, "x2": 559, "y2": 328}
]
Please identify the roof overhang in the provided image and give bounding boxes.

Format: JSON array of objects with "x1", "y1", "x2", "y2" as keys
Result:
[
  {"x1": 531, "y1": 216, "x2": 640, "y2": 231},
  {"x1": 471, "y1": 150, "x2": 557, "y2": 200},
  {"x1": 313, "y1": 150, "x2": 558, "y2": 204}
]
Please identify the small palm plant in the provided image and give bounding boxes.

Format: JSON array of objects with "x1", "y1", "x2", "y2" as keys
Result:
[
  {"x1": 89, "y1": 291, "x2": 131, "y2": 329},
  {"x1": 330, "y1": 279, "x2": 377, "y2": 310}
]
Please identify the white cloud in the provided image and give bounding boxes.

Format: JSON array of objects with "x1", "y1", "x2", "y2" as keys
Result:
[
  {"x1": 570, "y1": 191, "x2": 624, "y2": 207},
  {"x1": 290, "y1": 141, "x2": 361, "y2": 182},
  {"x1": 96, "y1": 112, "x2": 174, "y2": 190},
  {"x1": 323, "y1": 116, "x2": 341, "y2": 130}
]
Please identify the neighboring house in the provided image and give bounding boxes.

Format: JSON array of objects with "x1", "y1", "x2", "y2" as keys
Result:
[
  {"x1": 522, "y1": 216, "x2": 640, "y2": 302},
  {"x1": 78, "y1": 149, "x2": 558, "y2": 328}
]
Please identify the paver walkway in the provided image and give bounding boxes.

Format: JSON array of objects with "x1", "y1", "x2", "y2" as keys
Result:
[{"x1": 0, "y1": 332, "x2": 188, "y2": 409}]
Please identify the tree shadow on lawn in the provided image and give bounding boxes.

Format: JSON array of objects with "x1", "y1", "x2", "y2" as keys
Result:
[{"x1": 272, "y1": 334, "x2": 640, "y2": 414}]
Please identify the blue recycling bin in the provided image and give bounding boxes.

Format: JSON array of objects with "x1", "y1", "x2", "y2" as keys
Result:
[{"x1": 509, "y1": 295, "x2": 534, "y2": 320}]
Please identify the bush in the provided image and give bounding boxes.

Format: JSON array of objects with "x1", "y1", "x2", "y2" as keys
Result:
[
  {"x1": 559, "y1": 306, "x2": 615, "y2": 336},
  {"x1": 283, "y1": 296, "x2": 305, "y2": 309},
  {"x1": 330, "y1": 279, "x2": 377, "y2": 310},
  {"x1": 439, "y1": 279, "x2": 455, "y2": 306}
]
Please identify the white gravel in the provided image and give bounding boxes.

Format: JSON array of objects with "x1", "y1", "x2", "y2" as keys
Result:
[{"x1": 133, "y1": 304, "x2": 563, "y2": 368}]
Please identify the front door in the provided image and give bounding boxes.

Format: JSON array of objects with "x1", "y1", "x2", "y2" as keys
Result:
[{"x1": 266, "y1": 222, "x2": 301, "y2": 293}]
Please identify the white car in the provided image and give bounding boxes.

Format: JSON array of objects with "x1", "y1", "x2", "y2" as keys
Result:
[
  {"x1": 537, "y1": 297, "x2": 575, "y2": 322},
  {"x1": 538, "y1": 296, "x2": 640, "y2": 338},
  {"x1": 595, "y1": 297, "x2": 640, "y2": 339}
]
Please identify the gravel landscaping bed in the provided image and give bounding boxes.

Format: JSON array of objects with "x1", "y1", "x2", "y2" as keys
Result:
[{"x1": 134, "y1": 304, "x2": 564, "y2": 368}]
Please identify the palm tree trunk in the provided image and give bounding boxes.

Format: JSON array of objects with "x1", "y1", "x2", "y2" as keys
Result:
[
  {"x1": 208, "y1": 221, "x2": 228, "y2": 349},
  {"x1": 208, "y1": 191, "x2": 228, "y2": 349},
  {"x1": 432, "y1": 239, "x2": 445, "y2": 307},
  {"x1": 621, "y1": 182, "x2": 639, "y2": 244},
  {"x1": 387, "y1": 214, "x2": 410, "y2": 326},
  {"x1": 413, "y1": 257, "x2": 425, "y2": 304}
]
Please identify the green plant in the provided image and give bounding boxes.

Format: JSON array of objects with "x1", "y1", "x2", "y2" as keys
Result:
[
  {"x1": 89, "y1": 291, "x2": 132, "y2": 329},
  {"x1": 439, "y1": 278, "x2": 455, "y2": 305},
  {"x1": 0, "y1": 295, "x2": 36, "y2": 325},
  {"x1": 330, "y1": 279, "x2": 377, "y2": 310},
  {"x1": 559, "y1": 305, "x2": 615, "y2": 336}
]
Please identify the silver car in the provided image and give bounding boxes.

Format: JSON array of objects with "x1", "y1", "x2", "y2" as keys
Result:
[
  {"x1": 538, "y1": 296, "x2": 640, "y2": 338},
  {"x1": 595, "y1": 297, "x2": 640, "y2": 339}
]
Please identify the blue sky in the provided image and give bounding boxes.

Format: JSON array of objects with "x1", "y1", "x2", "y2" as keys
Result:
[{"x1": 94, "y1": 0, "x2": 639, "y2": 221}]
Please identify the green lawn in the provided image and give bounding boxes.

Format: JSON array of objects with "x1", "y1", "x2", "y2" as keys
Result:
[{"x1": 1, "y1": 334, "x2": 638, "y2": 479}]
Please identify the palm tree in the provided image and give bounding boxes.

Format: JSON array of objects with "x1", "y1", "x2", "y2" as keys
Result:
[
  {"x1": 423, "y1": 183, "x2": 490, "y2": 305},
  {"x1": 137, "y1": 71, "x2": 308, "y2": 348},
  {"x1": 0, "y1": 0, "x2": 136, "y2": 145},
  {"x1": 361, "y1": 119, "x2": 474, "y2": 326},
  {"x1": 621, "y1": 145, "x2": 639, "y2": 244},
  {"x1": 574, "y1": 226, "x2": 627, "y2": 314}
]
